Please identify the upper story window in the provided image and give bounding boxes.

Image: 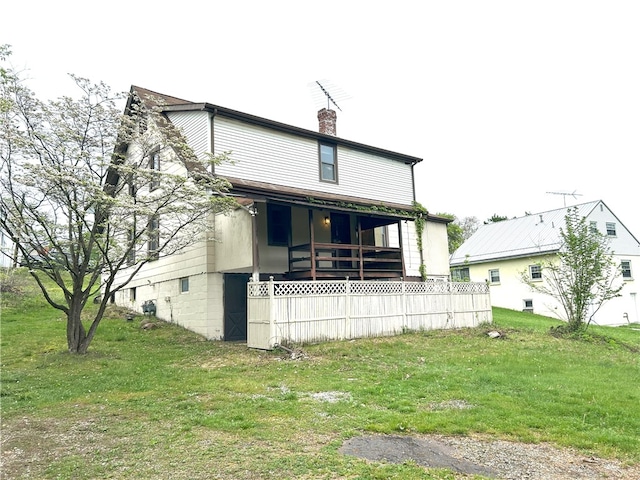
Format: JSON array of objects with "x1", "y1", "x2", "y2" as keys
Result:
[
  {"x1": 621, "y1": 260, "x2": 632, "y2": 279},
  {"x1": 319, "y1": 142, "x2": 337, "y2": 183},
  {"x1": 529, "y1": 264, "x2": 542, "y2": 281},
  {"x1": 606, "y1": 222, "x2": 617, "y2": 236},
  {"x1": 589, "y1": 221, "x2": 598, "y2": 234},
  {"x1": 149, "y1": 150, "x2": 161, "y2": 191},
  {"x1": 489, "y1": 269, "x2": 500, "y2": 284},
  {"x1": 148, "y1": 215, "x2": 160, "y2": 260}
]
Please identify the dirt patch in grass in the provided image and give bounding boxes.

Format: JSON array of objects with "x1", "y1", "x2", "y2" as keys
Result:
[
  {"x1": 1, "y1": 415, "x2": 114, "y2": 479},
  {"x1": 340, "y1": 434, "x2": 640, "y2": 480},
  {"x1": 4, "y1": 413, "x2": 639, "y2": 480}
]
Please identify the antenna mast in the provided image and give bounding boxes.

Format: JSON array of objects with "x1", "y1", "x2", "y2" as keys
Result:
[
  {"x1": 546, "y1": 190, "x2": 583, "y2": 207},
  {"x1": 315, "y1": 81, "x2": 342, "y2": 111}
]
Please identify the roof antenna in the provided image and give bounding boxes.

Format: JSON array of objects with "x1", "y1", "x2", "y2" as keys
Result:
[
  {"x1": 546, "y1": 190, "x2": 583, "y2": 207},
  {"x1": 316, "y1": 81, "x2": 342, "y2": 111},
  {"x1": 308, "y1": 79, "x2": 350, "y2": 112}
]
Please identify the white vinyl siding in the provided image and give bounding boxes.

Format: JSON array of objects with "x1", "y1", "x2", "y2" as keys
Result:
[
  {"x1": 166, "y1": 111, "x2": 211, "y2": 160},
  {"x1": 212, "y1": 117, "x2": 414, "y2": 206}
]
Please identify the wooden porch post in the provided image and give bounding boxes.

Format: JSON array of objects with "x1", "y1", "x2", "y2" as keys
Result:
[
  {"x1": 309, "y1": 209, "x2": 316, "y2": 281},
  {"x1": 397, "y1": 220, "x2": 406, "y2": 278},
  {"x1": 357, "y1": 217, "x2": 364, "y2": 280},
  {"x1": 251, "y1": 204, "x2": 260, "y2": 282}
]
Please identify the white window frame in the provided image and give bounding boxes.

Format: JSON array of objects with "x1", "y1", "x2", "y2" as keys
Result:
[
  {"x1": 621, "y1": 260, "x2": 632, "y2": 280},
  {"x1": 180, "y1": 277, "x2": 190, "y2": 293},
  {"x1": 529, "y1": 264, "x2": 542, "y2": 281},
  {"x1": 606, "y1": 222, "x2": 617, "y2": 236},
  {"x1": 489, "y1": 269, "x2": 500, "y2": 284}
]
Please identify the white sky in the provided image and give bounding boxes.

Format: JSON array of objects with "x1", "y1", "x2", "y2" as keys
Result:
[{"x1": 4, "y1": 1, "x2": 639, "y2": 238}]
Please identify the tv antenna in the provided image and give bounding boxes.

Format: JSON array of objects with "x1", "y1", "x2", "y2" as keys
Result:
[
  {"x1": 308, "y1": 79, "x2": 350, "y2": 112},
  {"x1": 546, "y1": 190, "x2": 583, "y2": 207}
]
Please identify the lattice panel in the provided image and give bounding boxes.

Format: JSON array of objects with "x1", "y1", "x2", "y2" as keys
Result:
[
  {"x1": 349, "y1": 282, "x2": 403, "y2": 295},
  {"x1": 248, "y1": 282, "x2": 269, "y2": 297},
  {"x1": 274, "y1": 281, "x2": 347, "y2": 296},
  {"x1": 248, "y1": 280, "x2": 488, "y2": 297},
  {"x1": 451, "y1": 282, "x2": 489, "y2": 294}
]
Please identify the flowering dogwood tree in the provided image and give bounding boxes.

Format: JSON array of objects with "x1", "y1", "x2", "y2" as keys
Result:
[{"x1": 1, "y1": 47, "x2": 235, "y2": 353}]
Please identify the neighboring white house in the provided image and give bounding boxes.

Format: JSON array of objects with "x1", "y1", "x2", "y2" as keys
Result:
[
  {"x1": 450, "y1": 200, "x2": 640, "y2": 326},
  {"x1": 110, "y1": 86, "x2": 456, "y2": 341},
  {"x1": 0, "y1": 230, "x2": 15, "y2": 268}
]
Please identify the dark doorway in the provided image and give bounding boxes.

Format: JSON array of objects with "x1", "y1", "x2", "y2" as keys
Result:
[
  {"x1": 331, "y1": 213, "x2": 352, "y2": 269},
  {"x1": 223, "y1": 273, "x2": 250, "y2": 341}
]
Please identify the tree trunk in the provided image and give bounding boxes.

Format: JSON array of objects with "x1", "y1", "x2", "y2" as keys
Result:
[{"x1": 66, "y1": 301, "x2": 88, "y2": 354}]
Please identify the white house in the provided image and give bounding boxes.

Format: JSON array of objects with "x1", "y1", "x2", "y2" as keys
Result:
[
  {"x1": 110, "y1": 86, "x2": 462, "y2": 342},
  {"x1": 0, "y1": 230, "x2": 15, "y2": 268},
  {"x1": 450, "y1": 201, "x2": 640, "y2": 326}
]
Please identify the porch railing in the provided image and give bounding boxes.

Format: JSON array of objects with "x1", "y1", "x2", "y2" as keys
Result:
[
  {"x1": 288, "y1": 243, "x2": 403, "y2": 280},
  {"x1": 247, "y1": 278, "x2": 492, "y2": 349}
]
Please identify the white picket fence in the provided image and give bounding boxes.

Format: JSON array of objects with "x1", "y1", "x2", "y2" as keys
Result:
[{"x1": 247, "y1": 278, "x2": 492, "y2": 349}]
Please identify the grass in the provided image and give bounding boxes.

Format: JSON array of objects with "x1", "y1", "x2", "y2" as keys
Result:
[{"x1": 1, "y1": 268, "x2": 639, "y2": 479}]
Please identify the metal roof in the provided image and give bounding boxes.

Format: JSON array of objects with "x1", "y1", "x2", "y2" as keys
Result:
[{"x1": 449, "y1": 201, "x2": 602, "y2": 265}]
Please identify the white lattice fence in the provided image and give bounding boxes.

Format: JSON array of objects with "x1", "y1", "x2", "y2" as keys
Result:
[{"x1": 247, "y1": 279, "x2": 492, "y2": 349}]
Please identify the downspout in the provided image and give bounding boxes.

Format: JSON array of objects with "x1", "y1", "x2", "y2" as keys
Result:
[
  {"x1": 410, "y1": 161, "x2": 417, "y2": 203},
  {"x1": 410, "y1": 160, "x2": 424, "y2": 279},
  {"x1": 209, "y1": 108, "x2": 217, "y2": 174}
]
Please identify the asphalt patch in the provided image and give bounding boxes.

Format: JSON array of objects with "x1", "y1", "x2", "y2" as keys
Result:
[{"x1": 340, "y1": 435, "x2": 499, "y2": 477}]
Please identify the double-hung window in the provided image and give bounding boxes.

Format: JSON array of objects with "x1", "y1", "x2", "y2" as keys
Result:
[
  {"x1": 489, "y1": 269, "x2": 500, "y2": 284},
  {"x1": 621, "y1": 260, "x2": 632, "y2": 279},
  {"x1": 148, "y1": 215, "x2": 160, "y2": 260},
  {"x1": 606, "y1": 222, "x2": 617, "y2": 237},
  {"x1": 529, "y1": 264, "x2": 542, "y2": 280},
  {"x1": 319, "y1": 142, "x2": 337, "y2": 183},
  {"x1": 149, "y1": 150, "x2": 160, "y2": 191}
]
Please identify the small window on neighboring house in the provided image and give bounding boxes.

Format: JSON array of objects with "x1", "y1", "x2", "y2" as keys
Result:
[
  {"x1": 606, "y1": 222, "x2": 617, "y2": 236},
  {"x1": 621, "y1": 260, "x2": 632, "y2": 279},
  {"x1": 149, "y1": 150, "x2": 160, "y2": 191},
  {"x1": 489, "y1": 269, "x2": 500, "y2": 284},
  {"x1": 148, "y1": 215, "x2": 160, "y2": 259},
  {"x1": 180, "y1": 277, "x2": 189, "y2": 293},
  {"x1": 523, "y1": 299, "x2": 534, "y2": 312},
  {"x1": 529, "y1": 264, "x2": 542, "y2": 280},
  {"x1": 589, "y1": 221, "x2": 598, "y2": 234},
  {"x1": 452, "y1": 267, "x2": 470, "y2": 282},
  {"x1": 267, "y1": 204, "x2": 291, "y2": 246},
  {"x1": 319, "y1": 142, "x2": 337, "y2": 183}
]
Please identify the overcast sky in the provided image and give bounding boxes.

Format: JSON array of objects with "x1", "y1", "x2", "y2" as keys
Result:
[{"x1": 4, "y1": 1, "x2": 639, "y2": 238}]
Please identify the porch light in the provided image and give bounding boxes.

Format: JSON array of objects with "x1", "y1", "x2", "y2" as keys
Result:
[{"x1": 324, "y1": 216, "x2": 330, "y2": 226}]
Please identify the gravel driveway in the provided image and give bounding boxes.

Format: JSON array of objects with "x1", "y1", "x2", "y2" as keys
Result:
[{"x1": 339, "y1": 434, "x2": 640, "y2": 479}]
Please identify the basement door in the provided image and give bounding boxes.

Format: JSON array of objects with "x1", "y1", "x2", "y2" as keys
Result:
[{"x1": 223, "y1": 273, "x2": 250, "y2": 341}]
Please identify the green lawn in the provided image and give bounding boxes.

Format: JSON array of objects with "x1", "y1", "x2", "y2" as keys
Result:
[{"x1": 1, "y1": 269, "x2": 639, "y2": 479}]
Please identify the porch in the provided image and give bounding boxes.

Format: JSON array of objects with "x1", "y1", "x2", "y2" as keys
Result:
[
  {"x1": 247, "y1": 278, "x2": 492, "y2": 350},
  {"x1": 287, "y1": 242, "x2": 403, "y2": 280}
]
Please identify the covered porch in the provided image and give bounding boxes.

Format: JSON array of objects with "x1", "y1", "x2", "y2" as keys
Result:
[{"x1": 275, "y1": 204, "x2": 410, "y2": 281}]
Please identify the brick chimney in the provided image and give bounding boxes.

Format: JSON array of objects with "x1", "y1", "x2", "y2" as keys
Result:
[{"x1": 317, "y1": 108, "x2": 337, "y2": 136}]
